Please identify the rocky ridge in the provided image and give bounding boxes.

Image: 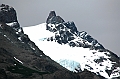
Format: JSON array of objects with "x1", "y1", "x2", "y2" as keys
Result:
[{"x1": 46, "y1": 11, "x2": 105, "y2": 51}]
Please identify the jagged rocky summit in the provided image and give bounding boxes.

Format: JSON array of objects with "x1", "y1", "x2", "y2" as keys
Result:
[{"x1": 46, "y1": 11, "x2": 105, "y2": 51}]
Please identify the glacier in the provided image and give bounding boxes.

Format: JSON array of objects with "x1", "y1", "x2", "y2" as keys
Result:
[{"x1": 23, "y1": 23, "x2": 120, "y2": 79}]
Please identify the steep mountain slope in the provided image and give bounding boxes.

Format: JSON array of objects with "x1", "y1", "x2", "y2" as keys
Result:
[
  {"x1": 0, "y1": 4, "x2": 106, "y2": 79},
  {"x1": 23, "y1": 11, "x2": 120, "y2": 79}
]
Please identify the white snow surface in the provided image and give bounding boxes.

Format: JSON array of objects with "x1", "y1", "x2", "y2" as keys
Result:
[
  {"x1": 23, "y1": 23, "x2": 120, "y2": 79},
  {"x1": 14, "y1": 57, "x2": 23, "y2": 64},
  {"x1": 6, "y1": 22, "x2": 17, "y2": 27}
]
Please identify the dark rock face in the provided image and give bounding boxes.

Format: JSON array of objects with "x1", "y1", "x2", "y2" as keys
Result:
[
  {"x1": 0, "y1": 4, "x2": 17, "y2": 23},
  {"x1": 46, "y1": 11, "x2": 64, "y2": 24},
  {"x1": 78, "y1": 31, "x2": 105, "y2": 50},
  {"x1": 47, "y1": 11, "x2": 56, "y2": 19},
  {"x1": 0, "y1": 4, "x2": 21, "y2": 34},
  {"x1": 78, "y1": 69, "x2": 105, "y2": 79},
  {"x1": 63, "y1": 21, "x2": 77, "y2": 33}
]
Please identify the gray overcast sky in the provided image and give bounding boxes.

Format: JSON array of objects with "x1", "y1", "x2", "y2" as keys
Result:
[{"x1": 0, "y1": 0, "x2": 120, "y2": 56}]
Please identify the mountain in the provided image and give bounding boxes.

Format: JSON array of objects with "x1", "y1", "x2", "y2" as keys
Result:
[
  {"x1": 0, "y1": 4, "x2": 119, "y2": 79},
  {"x1": 23, "y1": 11, "x2": 120, "y2": 79}
]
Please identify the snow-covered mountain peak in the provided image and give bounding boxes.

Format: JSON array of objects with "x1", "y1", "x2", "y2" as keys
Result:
[
  {"x1": 45, "y1": 11, "x2": 104, "y2": 51},
  {"x1": 1, "y1": 4, "x2": 120, "y2": 79},
  {"x1": 23, "y1": 11, "x2": 120, "y2": 79}
]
